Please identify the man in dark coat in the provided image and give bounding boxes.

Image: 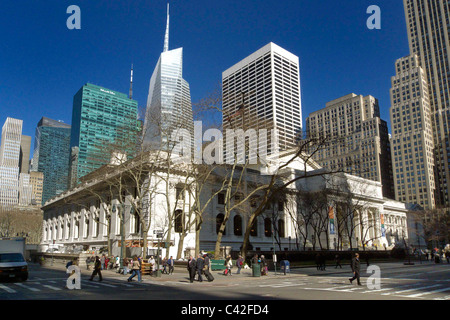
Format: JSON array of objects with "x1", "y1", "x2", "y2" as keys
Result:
[
  {"x1": 187, "y1": 256, "x2": 196, "y2": 283},
  {"x1": 349, "y1": 253, "x2": 361, "y2": 286},
  {"x1": 89, "y1": 256, "x2": 103, "y2": 281},
  {"x1": 196, "y1": 254, "x2": 204, "y2": 282}
]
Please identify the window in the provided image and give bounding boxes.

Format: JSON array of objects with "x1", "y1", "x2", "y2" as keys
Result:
[
  {"x1": 264, "y1": 218, "x2": 272, "y2": 237},
  {"x1": 175, "y1": 210, "x2": 183, "y2": 233},
  {"x1": 278, "y1": 220, "x2": 285, "y2": 238},
  {"x1": 234, "y1": 215, "x2": 242, "y2": 236},
  {"x1": 218, "y1": 193, "x2": 225, "y2": 205},
  {"x1": 216, "y1": 214, "x2": 226, "y2": 235},
  {"x1": 250, "y1": 218, "x2": 258, "y2": 237}
]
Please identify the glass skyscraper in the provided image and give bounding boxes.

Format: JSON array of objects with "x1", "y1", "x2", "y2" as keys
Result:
[
  {"x1": 31, "y1": 117, "x2": 71, "y2": 205},
  {"x1": 143, "y1": 4, "x2": 194, "y2": 149},
  {"x1": 69, "y1": 83, "x2": 139, "y2": 187}
]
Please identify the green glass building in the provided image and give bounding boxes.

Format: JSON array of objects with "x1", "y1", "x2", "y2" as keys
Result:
[
  {"x1": 31, "y1": 117, "x2": 71, "y2": 204},
  {"x1": 69, "y1": 83, "x2": 139, "y2": 186}
]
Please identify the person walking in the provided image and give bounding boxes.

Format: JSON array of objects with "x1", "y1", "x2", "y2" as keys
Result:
[
  {"x1": 196, "y1": 254, "x2": 204, "y2": 282},
  {"x1": 100, "y1": 255, "x2": 106, "y2": 270},
  {"x1": 89, "y1": 256, "x2": 103, "y2": 281},
  {"x1": 127, "y1": 256, "x2": 142, "y2": 282},
  {"x1": 187, "y1": 256, "x2": 197, "y2": 283},
  {"x1": 203, "y1": 254, "x2": 214, "y2": 282},
  {"x1": 349, "y1": 253, "x2": 362, "y2": 286},
  {"x1": 260, "y1": 255, "x2": 268, "y2": 275},
  {"x1": 224, "y1": 255, "x2": 233, "y2": 276},
  {"x1": 167, "y1": 256, "x2": 174, "y2": 275},
  {"x1": 334, "y1": 254, "x2": 342, "y2": 269},
  {"x1": 236, "y1": 255, "x2": 244, "y2": 274}
]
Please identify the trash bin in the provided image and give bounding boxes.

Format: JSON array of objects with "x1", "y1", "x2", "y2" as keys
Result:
[{"x1": 252, "y1": 263, "x2": 261, "y2": 277}]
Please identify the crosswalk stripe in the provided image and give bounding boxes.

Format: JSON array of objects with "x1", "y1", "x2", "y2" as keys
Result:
[
  {"x1": 381, "y1": 284, "x2": 442, "y2": 295},
  {"x1": 15, "y1": 283, "x2": 40, "y2": 292},
  {"x1": 0, "y1": 284, "x2": 16, "y2": 293},
  {"x1": 403, "y1": 287, "x2": 450, "y2": 298},
  {"x1": 42, "y1": 285, "x2": 62, "y2": 291}
]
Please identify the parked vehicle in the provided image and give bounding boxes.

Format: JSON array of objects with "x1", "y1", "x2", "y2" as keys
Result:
[
  {"x1": 0, "y1": 252, "x2": 28, "y2": 281},
  {"x1": 0, "y1": 238, "x2": 28, "y2": 281}
]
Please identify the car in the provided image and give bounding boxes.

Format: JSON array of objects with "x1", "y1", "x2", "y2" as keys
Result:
[{"x1": 0, "y1": 252, "x2": 28, "y2": 281}]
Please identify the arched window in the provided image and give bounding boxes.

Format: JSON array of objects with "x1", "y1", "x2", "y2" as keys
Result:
[
  {"x1": 216, "y1": 214, "x2": 226, "y2": 235},
  {"x1": 175, "y1": 210, "x2": 183, "y2": 233},
  {"x1": 234, "y1": 215, "x2": 242, "y2": 236},
  {"x1": 264, "y1": 218, "x2": 272, "y2": 237},
  {"x1": 250, "y1": 218, "x2": 258, "y2": 237},
  {"x1": 278, "y1": 219, "x2": 285, "y2": 238}
]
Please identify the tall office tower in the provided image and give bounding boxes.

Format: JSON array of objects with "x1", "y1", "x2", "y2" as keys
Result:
[
  {"x1": 390, "y1": 55, "x2": 437, "y2": 209},
  {"x1": 306, "y1": 94, "x2": 395, "y2": 198},
  {"x1": 222, "y1": 42, "x2": 302, "y2": 162},
  {"x1": 143, "y1": 4, "x2": 194, "y2": 150},
  {"x1": 404, "y1": 0, "x2": 450, "y2": 207},
  {"x1": 69, "y1": 83, "x2": 139, "y2": 187},
  {"x1": 0, "y1": 117, "x2": 23, "y2": 208},
  {"x1": 19, "y1": 135, "x2": 31, "y2": 174},
  {"x1": 31, "y1": 117, "x2": 71, "y2": 204},
  {"x1": 29, "y1": 171, "x2": 43, "y2": 206}
]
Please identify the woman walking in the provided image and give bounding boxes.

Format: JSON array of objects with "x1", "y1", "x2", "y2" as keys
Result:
[{"x1": 127, "y1": 256, "x2": 142, "y2": 282}]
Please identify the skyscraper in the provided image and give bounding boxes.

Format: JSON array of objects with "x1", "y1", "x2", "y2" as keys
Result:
[
  {"x1": 403, "y1": 0, "x2": 450, "y2": 207},
  {"x1": 0, "y1": 118, "x2": 23, "y2": 208},
  {"x1": 69, "y1": 83, "x2": 139, "y2": 187},
  {"x1": 143, "y1": 4, "x2": 194, "y2": 150},
  {"x1": 222, "y1": 42, "x2": 303, "y2": 162},
  {"x1": 31, "y1": 117, "x2": 71, "y2": 204},
  {"x1": 389, "y1": 55, "x2": 436, "y2": 209},
  {"x1": 306, "y1": 94, "x2": 395, "y2": 198}
]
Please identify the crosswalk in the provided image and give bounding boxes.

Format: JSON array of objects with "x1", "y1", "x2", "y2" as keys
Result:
[
  {"x1": 295, "y1": 278, "x2": 450, "y2": 300},
  {"x1": 0, "y1": 276, "x2": 449, "y2": 300}
]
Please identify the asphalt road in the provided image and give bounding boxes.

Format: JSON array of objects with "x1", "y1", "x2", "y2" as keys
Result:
[{"x1": 0, "y1": 260, "x2": 449, "y2": 302}]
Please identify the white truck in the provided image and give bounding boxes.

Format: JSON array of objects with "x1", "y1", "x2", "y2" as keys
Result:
[{"x1": 0, "y1": 237, "x2": 28, "y2": 281}]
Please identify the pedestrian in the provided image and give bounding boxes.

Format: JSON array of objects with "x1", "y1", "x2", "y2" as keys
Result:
[
  {"x1": 148, "y1": 256, "x2": 155, "y2": 276},
  {"x1": 105, "y1": 256, "x2": 110, "y2": 270},
  {"x1": 85, "y1": 256, "x2": 91, "y2": 270},
  {"x1": 203, "y1": 254, "x2": 214, "y2": 282},
  {"x1": 196, "y1": 254, "x2": 204, "y2": 282},
  {"x1": 89, "y1": 256, "x2": 103, "y2": 281},
  {"x1": 236, "y1": 255, "x2": 244, "y2": 274},
  {"x1": 122, "y1": 258, "x2": 129, "y2": 275},
  {"x1": 315, "y1": 253, "x2": 321, "y2": 271},
  {"x1": 334, "y1": 254, "x2": 342, "y2": 269},
  {"x1": 101, "y1": 254, "x2": 106, "y2": 270},
  {"x1": 224, "y1": 255, "x2": 233, "y2": 276},
  {"x1": 162, "y1": 257, "x2": 168, "y2": 274},
  {"x1": 349, "y1": 253, "x2": 362, "y2": 286},
  {"x1": 65, "y1": 257, "x2": 79, "y2": 288},
  {"x1": 260, "y1": 255, "x2": 268, "y2": 275},
  {"x1": 167, "y1": 256, "x2": 174, "y2": 275},
  {"x1": 187, "y1": 255, "x2": 196, "y2": 283},
  {"x1": 127, "y1": 256, "x2": 142, "y2": 282},
  {"x1": 319, "y1": 254, "x2": 326, "y2": 271}
]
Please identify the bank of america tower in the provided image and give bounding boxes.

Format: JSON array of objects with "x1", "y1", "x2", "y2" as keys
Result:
[{"x1": 143, "y1": 4, "x2": 194, "y2": 150}]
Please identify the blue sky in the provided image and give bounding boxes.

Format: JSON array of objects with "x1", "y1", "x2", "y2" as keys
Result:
[{"x1": 0, "y1": 0, "x2": 409, "y2": 152}]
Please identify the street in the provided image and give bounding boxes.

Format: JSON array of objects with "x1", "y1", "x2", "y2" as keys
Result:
[{"x1": 0, "y1": 260, "x2": 449, "y2": 301}]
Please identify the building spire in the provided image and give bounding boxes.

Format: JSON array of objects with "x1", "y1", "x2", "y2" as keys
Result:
[
  {"x1": 129, "y1": 63, "x2": 133, "y2": 99},
  {"x1": 163, "y1": 3, "x2": 170, "y2": 52}
]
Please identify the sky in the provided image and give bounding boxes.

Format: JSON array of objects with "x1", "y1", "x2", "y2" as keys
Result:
[{"x1": 0, "y1": 0, "x2": 409, "y2": 155}]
